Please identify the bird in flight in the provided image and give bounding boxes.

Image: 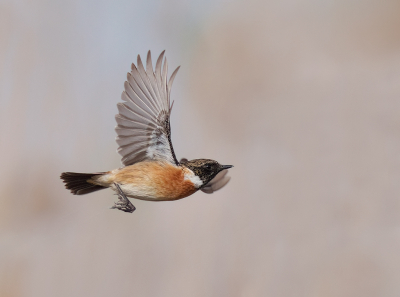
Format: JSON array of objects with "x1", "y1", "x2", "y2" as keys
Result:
[{"x1": 61, "y1": 51, "x2": 232, "y2": 213}]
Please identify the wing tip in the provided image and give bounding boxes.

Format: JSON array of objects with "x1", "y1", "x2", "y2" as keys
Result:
[{"x1": 137, "y1": 54, "x2": 144, "y2": 68}]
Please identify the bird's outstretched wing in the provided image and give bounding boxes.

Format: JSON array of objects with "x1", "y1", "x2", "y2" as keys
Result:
[
  {"x1": 201, "y1": 170, "x2": 231, "y2": 194},
  {"x1": 115, "y1": 51, "x2": 180, "y2": 166}
]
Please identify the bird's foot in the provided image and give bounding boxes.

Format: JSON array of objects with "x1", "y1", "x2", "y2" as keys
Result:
[{"x1": 111, "y1": 183, "x2": 136, "y2": 213}]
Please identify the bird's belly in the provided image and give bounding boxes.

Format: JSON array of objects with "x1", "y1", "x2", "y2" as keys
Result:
[
  {"x1": 110, "y1": 162, "x2": 198, "y2": 201},
  {"x1": 114, "y1": 183, "x2": 197, "y2": 201}
]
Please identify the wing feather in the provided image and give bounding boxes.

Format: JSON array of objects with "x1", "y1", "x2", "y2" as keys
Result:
[
  {"x1": 115, "y1": 115, "x2": 150, "y2": 130},
  {"x1": 115, "y1": 51, "x2": 180, "y2": 166},
  {"x1": 130, "y1": 65, "x2": 159, "y2": 111},
  {"x1": 137, "y1": 55, "x2": 160, "y2": 107},
  {"x1": 116, "y1": 135, "x2": 150, "y2": 147},
  {"x1": 211, "y1": 176, "x2": 231, "y2": 191},
  {"x1": 167, "y1": 66, "x2": 180, "y2": 101},
  {"x1": 116, "y1": 103, "x2": 157, "y2": 127},
  {"x1": 146, "y1": 51, "x2": 163, "y2": 103},
  {"x1": 120, "y1": 96, "x2": 155, "y2": 122},
  {"x1": 117, "y1": 141, "x2": 149, "y2": 157},
  {"x1": 162, "y1": 58, "x2": 168, "y2": 108},
  {"x1": 155, "y1": 52, "x2": 166, "y2": 109},
  {"x1": 115, "y1": 126, "x2": 154, "y2": 136},
  {"x1": 122, "y1": 150, "x2": 148, "y2": 165},
  {"x1": 125, "y1": 75, "x2": 159, "y2": 115},
  {"x1": 123, "y1": 84, "x2": 158, "y2": 118},
  {"x1": 201, "y1": 170, "x2": 231, "y2": 194},
  {"x1": 201, "y1": 186, "x2": 214, "y2": 194}
]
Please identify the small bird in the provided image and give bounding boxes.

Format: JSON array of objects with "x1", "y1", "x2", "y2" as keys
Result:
[{"x1": 61, "y1": 51, "x2": 232, "y2": 213}]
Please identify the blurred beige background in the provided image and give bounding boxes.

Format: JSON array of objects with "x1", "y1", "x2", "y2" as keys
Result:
[{"x1": 1, "y1": 0, "x2": 400, "y2": 296}]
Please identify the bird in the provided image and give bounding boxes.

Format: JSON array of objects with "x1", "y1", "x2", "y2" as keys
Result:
[{"x1": 60, "y1": 51, "x2": 233, "y2": 213}]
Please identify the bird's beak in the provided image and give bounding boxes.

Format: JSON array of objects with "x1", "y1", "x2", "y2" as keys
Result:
[{"x1": 221, "y1": 165, "x2": 233, "y2": 170}]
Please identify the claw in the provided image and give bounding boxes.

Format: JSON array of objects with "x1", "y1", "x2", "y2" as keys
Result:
[{"x1": 111, "y1": 183, "x2": 136, "y2": 213}]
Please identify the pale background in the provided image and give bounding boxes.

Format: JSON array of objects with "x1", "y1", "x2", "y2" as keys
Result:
[{"x1": 1, "y1": 0, "x2": 400, "y2": 296}]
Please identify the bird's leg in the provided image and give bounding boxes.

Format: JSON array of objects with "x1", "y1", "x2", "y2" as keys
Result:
[{"x1": 111, "y1": 183, "x2": 136, "y2": 213}]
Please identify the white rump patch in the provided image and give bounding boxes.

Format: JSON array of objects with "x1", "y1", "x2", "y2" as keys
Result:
[{"x1": 184, "y1": 169, "x2": 203, "y2": 188}]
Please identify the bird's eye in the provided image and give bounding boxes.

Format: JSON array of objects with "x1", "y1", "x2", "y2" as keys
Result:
[{"x1": 205, "y1": 164, "x2": 212, "y2": 170}]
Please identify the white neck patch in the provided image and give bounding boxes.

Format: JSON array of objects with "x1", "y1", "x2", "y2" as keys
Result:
[{"x1": 184, "y1": 169, "x2": 203, "y2": 188}]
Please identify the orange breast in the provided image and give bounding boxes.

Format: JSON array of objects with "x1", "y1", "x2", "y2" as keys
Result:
[{"x1": 112, "y1": 161, "x2": 198, "y2": 201}]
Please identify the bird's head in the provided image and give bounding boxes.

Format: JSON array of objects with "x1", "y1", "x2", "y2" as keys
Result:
[{"x1": 181, "y1": 158, "x2": 233, "y2": 187}]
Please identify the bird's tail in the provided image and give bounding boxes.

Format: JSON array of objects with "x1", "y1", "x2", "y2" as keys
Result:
[{"x1": 60, "y1": 172, "x2": 107, "y2": 195}]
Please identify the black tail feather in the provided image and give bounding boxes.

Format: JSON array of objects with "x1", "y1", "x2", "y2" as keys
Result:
[{"x1": 60, "y1": 172, "x2": 107, "y2": 195}]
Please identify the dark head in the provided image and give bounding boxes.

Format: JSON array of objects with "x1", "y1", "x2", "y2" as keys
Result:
[{"x1": 181, "y1": 158, "x2": 233, "y2": 187}]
